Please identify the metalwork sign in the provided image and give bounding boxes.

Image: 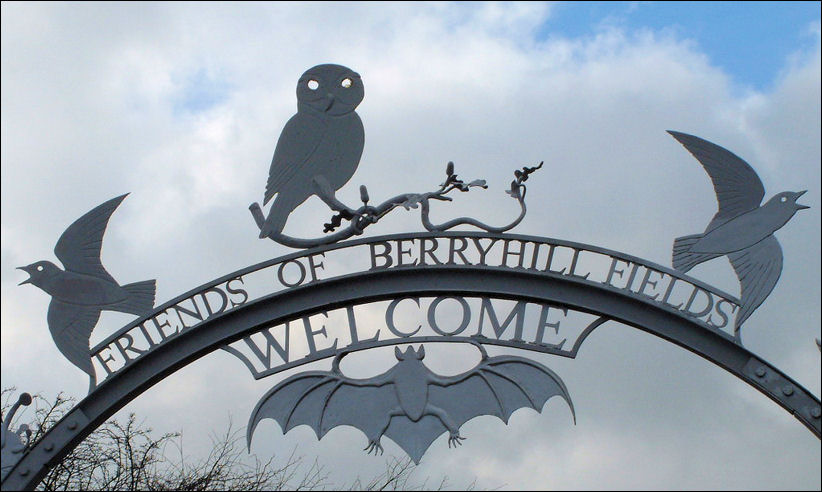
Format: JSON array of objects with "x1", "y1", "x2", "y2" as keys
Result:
[
  {"x1": 249, "y1": 64, "x2": 540, "y2": 249},
  {"x1": 3, "y1": 64, "x2": 818, "y2": 491}
]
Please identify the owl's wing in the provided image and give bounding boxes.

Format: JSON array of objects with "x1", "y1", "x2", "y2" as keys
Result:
[
  {"x1": 320, "y1": 112, "x2": 364, "y2": 190},
  {"x1": 264, "y1": 113, "x2": 328, "y2": 205},
  {"x1": 668, "y1": 131, "x2": 765, "y2": 232}
]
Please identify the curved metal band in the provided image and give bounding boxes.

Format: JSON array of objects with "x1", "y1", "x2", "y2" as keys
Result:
[
  {"x1": 3, "y1": 263, "x2": 819, "y2": 490},
  {"x1": 89, "y1": 230, "x2": 743, "y2": 355}
]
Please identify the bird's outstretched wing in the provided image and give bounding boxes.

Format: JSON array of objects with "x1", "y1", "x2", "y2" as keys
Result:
[
  {"x1": 388, "y1": 354, "x2": 575, "y2": 463},
  {"x1": 728, "y1": 235, "x2": 783, "y2": 331},
  {"x1": 54, "y1": 194, "x2": 127, "y2": 282},
  {"x1": 47, "y1": 299, "x2": 100, "y2": 383},
  {"x1": 247, "y1": 369, "x2": 396, "y2": 448},
  {"x1": 668, "y1": 131, "x2": 765, "y2": 231},
  {"x1": 264, "y1": 113, "x2": 327, "y2": 205}
]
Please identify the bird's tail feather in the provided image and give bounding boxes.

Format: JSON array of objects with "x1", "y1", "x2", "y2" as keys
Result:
[
  {"x1": 672, "y1": 234, "x2": 720, "y2": 272},
  {"x1": 117, "y1": 280, "x2": 157, "y2": 316}
]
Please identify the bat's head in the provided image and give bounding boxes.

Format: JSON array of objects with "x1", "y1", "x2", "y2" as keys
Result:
[{"x1": 395, "y1": 345, "x2": 425, "y2": 361}]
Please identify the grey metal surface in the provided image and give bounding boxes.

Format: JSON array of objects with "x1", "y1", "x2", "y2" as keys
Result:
[
  {"x1": 247, "y1": 341, "x2": 574, "y2": 464},
  {"x1": 222, "y1": 316, "x2": 611, "y2": 382},
  {"x1": 251, "y1": 160, "x2": 543, "y2": 248},
  {"x1": 258, "y1": 64, "x2": 365, "y2": 238},
  {"x1": 669, "y1": 131, "x2": 808, "y2": 336},
  {"x1": 4, "y1": 245, "x2": 819, "y2": 490},
  {"x1": 250, "y1": 64, "x2": 545, "y2": 248},
  {"x1": 1, "y1": 392, "x2": 32, "y2": 481},
  {"x1": 17, "y1": 194, "x2": 156, "y2": 393},
  {"x1": 88, "y1": 230, "x2": 745, "y2": 364}
]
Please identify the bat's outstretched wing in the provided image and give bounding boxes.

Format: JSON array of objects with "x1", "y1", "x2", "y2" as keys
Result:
[
  {"x1": 430, "y1": 354, "x2": 575, "y2": 425},
  {"x1": 247, "y1": 368, "x2": 396, "y2": 449},
  {"x1": 668, "y1": 131, "x2": 765, "y2": 232},
  {"x1": 54, "y1": 194, "x2": 127, "y2": 282},
  {"x1": 382, "y1": 352, "x2": 575, "y2": 464}
]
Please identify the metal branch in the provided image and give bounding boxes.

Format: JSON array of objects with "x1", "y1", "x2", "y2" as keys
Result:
[
  {"x1": 250, "y1": 161, "x2": 543, "y2": 248},
  {"x1": 419, "y1": 186, "x2": 527, "y2": 233}
]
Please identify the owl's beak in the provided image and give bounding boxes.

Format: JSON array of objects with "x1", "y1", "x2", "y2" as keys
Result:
[{"x1": 324, "y1": 93, "x2": 335, "y2": 112}]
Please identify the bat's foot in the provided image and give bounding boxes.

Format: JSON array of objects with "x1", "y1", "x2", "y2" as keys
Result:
[
  {"x1": 364, "y1": 439, "x2": 384, "y2": 456},
  {"x1": 447, "y1": 431, "x2": 466, "y2": 448}
]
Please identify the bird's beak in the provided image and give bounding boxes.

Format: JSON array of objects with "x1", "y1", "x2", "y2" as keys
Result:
[
  {"x1": 16, "y1": 266, "x2": 32, "y2": 285},
  {"x1": 795, "y1": 190, "x2": 810, "y2": 210},
  {"x1": 324, "y1": 93, "x2": 335, "y2": 112}
]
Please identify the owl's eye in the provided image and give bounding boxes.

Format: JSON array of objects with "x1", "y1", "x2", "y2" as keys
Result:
[
  {"x1": 307, "y1": 80, "x2": 319, "y2": 90},
  {"x1": 780, "y1": 196, "x2": 787, "y2": 202},
  {"x1": 37, "y1": 265, "x2": 44, "y2": 272},
  {"x1": 341, "y1": 78, "x2": 352, "y2": 88}
]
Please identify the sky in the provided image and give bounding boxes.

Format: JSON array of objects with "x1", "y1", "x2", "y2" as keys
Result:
[{"x1": 2, "y1": 1, "x2": 820, "y2": 490}]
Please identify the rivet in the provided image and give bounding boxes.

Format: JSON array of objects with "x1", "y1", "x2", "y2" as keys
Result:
[
  {"x1": 19, "y1": 468, "x2": 30, "y2": 477},
  {"x1": 781, "y1": 385, "x2": 794, "y2": 396},
  {"x1": 45, "y1": 443, "x2": 54, "y2": 452},
  {"x1": 811, "y1": 407, "x2": 821, "y2": 419},
  {"x1": 67, "y1": 421, "x2": 78, "y2": 430},
  {"x1": 754, "y1": 367, "x2": 766, "y2": 377}
]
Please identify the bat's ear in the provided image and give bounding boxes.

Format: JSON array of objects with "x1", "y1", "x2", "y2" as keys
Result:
[
  {"x1": 395, "y1": 346, "x2": 404, "y2": 360},
  {"x1": 417, "y1": 345, "x2": 425, "y2": 359}
]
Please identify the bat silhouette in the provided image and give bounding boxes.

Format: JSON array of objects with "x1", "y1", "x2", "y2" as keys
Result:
[{"x1": 247, "y1": 342, "x2": 575, "y2": 464}]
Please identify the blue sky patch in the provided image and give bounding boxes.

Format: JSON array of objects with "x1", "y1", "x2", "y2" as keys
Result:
[
  {"x1": 538, "y1": 1, "x2": 821, "y2": 92},
  {"x1": 173, "y1": 68, "x2": 232, "y2": 114}
]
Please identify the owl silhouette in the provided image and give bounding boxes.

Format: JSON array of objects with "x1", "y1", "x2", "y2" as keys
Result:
[{"x1": 259, "y1": 64, "x2": 365, "y2": 238}]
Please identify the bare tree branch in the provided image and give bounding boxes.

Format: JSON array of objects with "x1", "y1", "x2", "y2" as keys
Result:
[{"x1": 3, "y1": 390, "x2": 479, "y2": 491}]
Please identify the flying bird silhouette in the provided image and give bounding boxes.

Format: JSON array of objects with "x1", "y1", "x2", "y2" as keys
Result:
[
  {"x1": 247, "y1": 343, "x2": 574, "y2": 464},
  {"x1": 18, "y1": 194, "x2": 156, "y2": 393},
  {"x1": 259, "y1": 63, "x2": 365, "y2": 238},
  {"x1": 669, "y1": 131, "x2": 809, "y2": 335}
]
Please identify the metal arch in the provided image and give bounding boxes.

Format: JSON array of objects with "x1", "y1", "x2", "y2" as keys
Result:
[
  {"x1": 3, "y1": 262, "x2": 819, "y2": 490},
  {"x1": 88, "y1": 230, "x2": 745, "y2": 357}
]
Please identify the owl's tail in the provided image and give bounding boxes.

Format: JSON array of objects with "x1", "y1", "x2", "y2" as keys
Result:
[{"x1": 259, "y1": 196, "x2": 292, "y2": 238}]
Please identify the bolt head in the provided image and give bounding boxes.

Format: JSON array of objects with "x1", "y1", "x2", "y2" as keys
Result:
[
  {"x1": 755, "y1": 367, "x2": 766, "y2": 377},
  {"x1": 782, "y1": 385, "x2": 794, "y2": 396}
]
